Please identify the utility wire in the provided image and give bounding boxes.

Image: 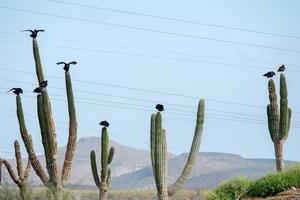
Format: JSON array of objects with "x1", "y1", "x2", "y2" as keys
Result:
[
  {"x1": 50, "y1": 0, "x2": 300, "y2": 40},
  {"x1": 1, "y1": 6, "x2": 300, "y2": 54},
  {"x1": 2, "y1": 40, "x2": 297, "y2": 73},
  {"x1": 1, "y1": 31, "x2": 300, "y2": 68},
  {"x1": 0, "y1": 66, "x2": 300, "y2": 114}
]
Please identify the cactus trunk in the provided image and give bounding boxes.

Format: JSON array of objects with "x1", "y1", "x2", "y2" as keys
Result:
[
  {"x1": 90, "y1": 127, "x2": 114, "y2": 200},
  {"x1": 274, "y1": 141, "x2": 284, "y2": 172},
  {"x1": 150, "y1": 100, "x2": 205, "y2": 199},
  {"x1": 266, "y1": 73, "x2": 291, "y2": 172}
]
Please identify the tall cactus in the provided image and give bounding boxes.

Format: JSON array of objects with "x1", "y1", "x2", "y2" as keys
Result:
[
  {"x1": 0, "y1": 140, "x2": 31, "y2": 200},
  {"x1": 12, "y1": 31, "x2": 78, "y2": 199},
  {"x1": 90, "y1": 126, "x2": 114, "y2": 200},
  {"x1": 267, "y1": 73, "x2": 291, "y2": 172},
  {"x1": 150, "y1": 100, "x2": 205, "y2": 200}
]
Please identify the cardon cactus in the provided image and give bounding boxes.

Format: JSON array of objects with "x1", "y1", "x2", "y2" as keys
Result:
[
  {"x1": 150, "y1": 100, "x2": 205, "y2": 200},
  {"x1": 90, "y1": 127, "x2": 114, "y2": 200},
  {"x1": 0, "y1": 140, "x2": 31, "y2": 200},
  {"x1": 267, "y1": 73, "x2": 292, "y2": 172},
  {"x1": 12, "y1": 31, "x2": 77, "y2": 199}
]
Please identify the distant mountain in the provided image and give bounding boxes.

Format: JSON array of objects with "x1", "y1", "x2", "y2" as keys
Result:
[{"x1": 1, "y1": 137, "x2": 298, "y2": 189}]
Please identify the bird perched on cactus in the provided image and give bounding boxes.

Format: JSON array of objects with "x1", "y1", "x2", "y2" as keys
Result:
[
  {"x1": 155, "y1": 104, "x2": 164, "y2": 112},
  {"x1": 33, "y1": 80, "x2": 48, "y2": 93},
  {"x1": 57, "y1": 61, "x2": 77, "y2": 72},
  {"x1": 263, "y1": 71, "x2": 276, "y2": 78},
  {"x1": 277, "y1": 65, "x2": 285, "y2": 72},
  {"x1": 150, "y1": 100, "x2": 205, "y2": 200},
  {"x1": 90, "y1": 125, "x2": 114, "y2": 200},
  {"x1": 22, "y1": 29, "x2": 44, "y2": 38},
  {"x1": 99, "y1": 120, "x2": 109, "y2": 127},
  {"x1": 7, "y1": 88, "x2": 23, "y2": 95}
]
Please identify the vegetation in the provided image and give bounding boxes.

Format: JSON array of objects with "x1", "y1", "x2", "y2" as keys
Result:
[
  {"x1": 150, "y1": 100, "x2": 205, "y2": 200},
  {"x1": 0, "y1": 141, "x2": 31, "y2": 200},
  {"x1": 13, "y1": 31, "x2": 78, "y2": 199},
  {"x1": 207, "y1": 166, "x2": 300, "y2": 200},
  {"x1": 90, "y1": 127, "x2": 115, "y2": 200},
  {"x1": 266, "y1": 73, "x2": 291, "y2": 172},
  {"x1": 0, "y1": 186, "x2": 204, "y2": 200}
]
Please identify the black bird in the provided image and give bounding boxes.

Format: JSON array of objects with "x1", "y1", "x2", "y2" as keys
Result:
[
  {"x1": 22, "y1": 29, "x2": 45, "y2": 38},
  {"x1": 7, "y1": 88, "x2": 23, "y2": 95},
  {"x1": 99, "y1": 120, "x2": 109, "y2": 127},
  {"x1": 33, "y1": 87, "x2": 42, "y2": 93},
  {"x1": 263, "y1": 71, "x2": 276, "y2": 78},
  {"x1": 40, "y1": 80, "x2": 48, "y2": 88},
  {"x1": 56, "y1": 61, "x2": 77, "y2": 72},
  {"x1": 277, "y1": 65, "x2": 285, "y2": 72},
  {"x1": 155, "y1": 104, "x2": 164, "y2": 112}
]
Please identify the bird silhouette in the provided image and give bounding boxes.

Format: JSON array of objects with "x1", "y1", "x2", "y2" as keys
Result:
[
  {"x1": 33, "y1": 87, "x2": 42, "y2": 93},
  {"x1": 155, "y1": 104, "x2": 164, "y2": 112},
  {"x1": 99, "y1": 120, "x2": 109, "y2": 127},
  {"x1": 263, "y1": 71, "x2": 276, "y2": 78},
  {"x1": 7, "y1": 88, "x2": 23, "y2": 95},
  {"x1": 40, "y1": 80, "x2": 48, "y2": 88},
  {"x1": 277, "y1": 65, "x2": 285, "y2": 72},
  {"x1": 56, "y1": 61, "x2": 77, "y2": 72},
  {"x1": 22, "y1": 29, "x2": 45, "y2": 38}
]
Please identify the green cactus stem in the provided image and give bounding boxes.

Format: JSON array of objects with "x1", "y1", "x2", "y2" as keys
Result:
[
  {"x1": 90, "y1": 127, "x2": 115, "y2": 200},
  {"x1": 13, "y1": 32, "x2": 78, "y2": 200},
  {"x1": 150, "y1": 100, "x2": 205, "y2": 200},
  {"x1": 0, "y1": 140, "x2": 31, "y2": 200},
  {"x1": 267, "y1": 73, "x2": 292, "y2": 172}
]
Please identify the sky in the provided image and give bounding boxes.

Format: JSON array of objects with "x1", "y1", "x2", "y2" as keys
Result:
[{"x1": 0, "y1": 0, "x2": 300, "y2": 162}]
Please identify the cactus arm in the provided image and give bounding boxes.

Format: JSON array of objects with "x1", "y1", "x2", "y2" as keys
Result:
[
  {"x1": 1, "y1": 159, "x2": 20, "y2": 185},
  {"x1": 150, "y1": 113, "x2": 156, "y2": 173},
  {"x1": 107, "y1": 147, "x2": 114, "y2": 165},
  {"x1": 154, "y1": 112, "x2": 164, "y2": 195},
  {"x1": 0, "y1": 159, "x2": 2, "y2": 184},
  {"x1": 106, "y1": 168, "x2": 111, "y2": 188},
  {"x1": 24, "y1": 158, "x2": 31, "y2": 180},
  {"x1": 16, "y1": 95, "x2": 49, "y2": 185},
  {"x1": 40, "y1": 90, "x2": 61, "y2": 185},
  {"x1": 101, "y1": 127, "x2": 109, "y2": 181},
  {"x1": 168, "y1": 99, "x2": 205, "y2": 196},
  {"x1": 14, "y1": 141, "x2": 24, "y2": 180},
  {"x1": 162, "y1": 129, "x2": 168, "y2": 196},
  {"x1": 287, "y1": 108, "x2": 292, "y2": 134},
  {"x1": 32, "y1": 38, "x2": 44, "y2": 83},
  {"x1": 62, "y1": 71, "x2": 78, "y2": 186},
  {"x1": 279, "y1": 74, "x2": 289, "y2": 141},
  {"x1": 267, "y1": 79, "x2": 280, "y2": 142},
  {"x1": 37, "y1": 94, "x2": 52, "y2": 176},
  {"x1": 90, "y1": 150, "x2": 101, "y2": 187},
  {"x1": 267, "y1": 105, "x2": 276, "y2": 142}
]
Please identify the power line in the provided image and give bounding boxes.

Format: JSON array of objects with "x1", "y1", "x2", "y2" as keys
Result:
[
  {"x1": 1, "y1": 6, "x2": 300, "y2": 54},
  {"x1": 0, "y1": 66, "x2": 300, "y2": 114},
  {"x1": 50, "y1": 0, "x2": 300, "y2": 40},
  {"x1": 1, "y1": 31, "x2": 300, "y2": 68},
  {"x1": 3, "y1": 39, "x2": 297, "y2": 73}
]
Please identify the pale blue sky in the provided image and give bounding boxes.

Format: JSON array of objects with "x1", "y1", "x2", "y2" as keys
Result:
[{"x1": 0, "y1": 0, "x2": 299, "y2": 162}]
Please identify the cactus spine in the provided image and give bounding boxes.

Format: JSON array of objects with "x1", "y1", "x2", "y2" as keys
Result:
[
  {"x1": 15, "y1": 34, "x2": 77, "y2": 199},
  {"x1": 150, "y1": 100, "x2": 205, "y2": 200},
  {"x1": 267, "y1": 73, "x2": 291, "y2": 172},
  {"x1": 0, "y1": 140, "x2": 31, "y2": 200},
  {"x1": 90, "y1": 127, "x2": 114, "y2": 200}
]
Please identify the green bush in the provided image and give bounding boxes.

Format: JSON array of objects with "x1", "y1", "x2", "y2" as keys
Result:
[
  {"x1": 207, "y1": 177, "x2": 252, "y2": 200},
  {"x1": 247, "y1": 166, "x2": 300, "y2": 197}
]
